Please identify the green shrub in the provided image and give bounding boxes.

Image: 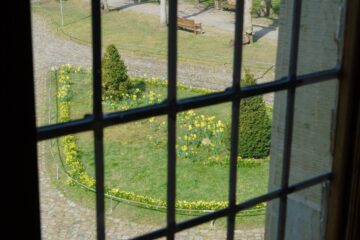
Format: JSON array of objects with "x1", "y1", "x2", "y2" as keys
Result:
[
  {"x1": 225, "y1": 70, "x2": 271, "y2": 158},
  {"x1": 102, "y1": 44, "x2": 129, "y2": 99}
]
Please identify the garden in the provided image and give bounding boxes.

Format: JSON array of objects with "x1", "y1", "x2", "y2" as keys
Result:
[{"x1": 48, "y1": 45, "x2": 272, "y2": 228}]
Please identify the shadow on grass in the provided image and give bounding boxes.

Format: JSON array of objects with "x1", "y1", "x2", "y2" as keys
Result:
[{"x1": 252, "y1": 19, "x2": 278, "y2": 43}]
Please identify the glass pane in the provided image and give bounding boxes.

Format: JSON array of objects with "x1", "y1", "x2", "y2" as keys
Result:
[
  {"x1": 284, "y1": 184, "x2": 330, "y2": 240},
  {"x1": 176, "y1": 217, "x2": 227, "y2": 239},
  {"x1": 296, "y1": 0, "x2": 345, "y2": 75},
  {"x1": 235, "y1": 199, "x2": 279, "y2": 240},
  {"x1": 176, "y1": 103, "x2": 230, "y2": 221},
  {"x1": 241, "y1": 0, "x2": 280, "y2": 85},
  {"x1": 101, "y1": 0, "x2": 168, "y2": 113},
  {"x1": 176, "y1": 2, "x2": 235, "y2": 95},
  {"x1": 274, "y1": 0, "x2": 345, "y2": 77},
  {"x1": 289, "y1": 79, "x2": 337, "y2": 184},
  {"x1": 104, "y1": 118, "x2": 167, "y2": 238},
  {"x1": 31, "y1": 0, "x2": 93, "y2": 127},
  {"x1": 237, "y1": 93, "x2": 273, "y2": 203},
  {"x1": 38, "y1": 132, "x2": 96, "y2": 239}
]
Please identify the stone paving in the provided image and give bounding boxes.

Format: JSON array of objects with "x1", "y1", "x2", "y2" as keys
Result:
[{"x1": 32, "y1": 11, "x2": 265, "y2": 239}]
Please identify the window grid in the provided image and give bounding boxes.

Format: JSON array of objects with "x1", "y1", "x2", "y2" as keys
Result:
[{"x1": 36, "y1": 0, "x2": 339, "y2": 240}]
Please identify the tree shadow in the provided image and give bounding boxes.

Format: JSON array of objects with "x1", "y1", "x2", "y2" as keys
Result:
[
  {"x1": 179, "y1": 6, "x2": 212, "y2": 19},
  {"x1": 252, "y1": 18, "x2": 278, "y2": 42},
  {"x1": 108, "y1": 1, "x2": 150, "y2": 12}
]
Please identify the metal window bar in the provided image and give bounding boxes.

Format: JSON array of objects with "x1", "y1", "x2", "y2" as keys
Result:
[
  {"x1": 34, "y1": 0, "x2": 340, "y2": 239},
  {"x1": 91, "y1": 0, "x2": 105, "y2": 239},
  {"x1": 167, "y1": 0, "x2": 178, "y2": 239},
  {"x1": 277, "y1": 0, "x2": 303, "y2": 239},
  {"x1": 227, "y1": 0, "x2": 245, "y2": 239}
]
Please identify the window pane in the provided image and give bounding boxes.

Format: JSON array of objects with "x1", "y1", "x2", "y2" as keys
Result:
[
  {"x1": 101, "y1": 0, "x2": 168, "y2": 113},
  {"x1": 38, "y1": 132, "x2": 96, "y2": 239},
  {"x1": 237, "y1": 93, "x2": 273, "y2": 203},
  {"x1": 289, "y1": 79, "x2": 338, "y2": 184},
  {"x1": 236, "y1": 199, "x2": 279, "y2": 240},
  {"x1": 240, "y1": 0, "x2": 280, "y2": 85},
  {"x1": 296, "y1": 0, "x2": 345, "y2": 75},
  {"x1": 176, "y1": 103, "x2": 230, "y2": 221},
  {"x1": 104, "y1": 118, "x2": 167, "y2": 238},
  {"x1": 284, "y1": 184, "x2": 330, "y2": 240},
  {"x1": 31, "y1": 0, "x2": 93, "y2": 127},
  {"x1": 176, "y1": 4, "x2": 235, "y2": 96},
  {"x1": 274, "y1": 0, "x2": 345, "y2": 77}
]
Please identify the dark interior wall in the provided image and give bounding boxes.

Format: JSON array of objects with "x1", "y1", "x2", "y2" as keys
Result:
[{"x1": 0, "y1": 1, "x2": 41, "y2": 239}]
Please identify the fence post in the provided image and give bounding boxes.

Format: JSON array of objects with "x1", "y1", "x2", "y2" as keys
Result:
[{"x1": 60, "y1": 0, "x2": 64, "y2": 26}]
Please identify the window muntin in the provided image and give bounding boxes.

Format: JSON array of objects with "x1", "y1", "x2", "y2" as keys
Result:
[{"x1": 34, "y1": 0, "x2": 344, "y2": 239}]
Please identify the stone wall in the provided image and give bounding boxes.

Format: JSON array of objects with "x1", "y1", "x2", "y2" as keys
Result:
[{"x1": 265, "y1": 0, "x2": 344, "y2": 239}]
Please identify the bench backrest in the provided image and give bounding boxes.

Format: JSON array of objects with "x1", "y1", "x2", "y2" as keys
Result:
[{"x1": 177, "y1": 17, "x2": 195, "y2": 27}]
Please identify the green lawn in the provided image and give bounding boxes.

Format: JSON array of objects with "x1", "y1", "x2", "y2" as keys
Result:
[
  {"x1": 32, "y1": 0, "x2": 276, "y2": 80},
  {"x1": 67, "y1": 69, "x2": 270, "y2": 205},
  {"x1": 44, "y1": 65, "x2": 270, "y2": 230}
]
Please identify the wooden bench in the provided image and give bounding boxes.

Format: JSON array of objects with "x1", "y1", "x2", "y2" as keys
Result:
[
  {"x1": 222, "y1": 3, "x2": 236, "y2": 11},
  {"x1": 177, "y1": 17, "x2": 203, "y2": 34}
]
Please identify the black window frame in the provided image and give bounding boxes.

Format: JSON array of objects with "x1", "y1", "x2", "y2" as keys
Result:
[{"x1": 33, "y1": 0, "x2": 345, "y2": 240}]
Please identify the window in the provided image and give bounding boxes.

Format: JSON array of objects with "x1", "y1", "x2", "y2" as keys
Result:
[{"x1": 6, "y1": 0, "x2": 359, "y2": 240}]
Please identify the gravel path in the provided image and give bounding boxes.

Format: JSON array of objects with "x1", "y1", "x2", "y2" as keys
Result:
[
  {"x1": 32, "y1": 12, "x2": 265, "y2": 239},
  {"x1": 108, "y1": 0, "x2": 279, "y2": 40}
]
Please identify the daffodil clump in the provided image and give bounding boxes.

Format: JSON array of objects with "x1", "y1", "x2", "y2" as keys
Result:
[
  {"x1": 54, "y1": 64, "x2": 266, "y2": 215},
  {"x1": 176, "y1": 110, "x2": 226, "y2": 162}
]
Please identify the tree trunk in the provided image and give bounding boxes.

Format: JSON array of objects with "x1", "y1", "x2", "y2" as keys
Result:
[
  {"x1": 160, "y1": 0, "x2": 168, "y2": 26},
  {"x1": 101, "y1": 0, "x2": 110, "y2": 12},
  {"x1": 259, "y1": 0, "x2": 273, "y2": 17},
  {"x1": 243, "y1": 0, "x2": 253, "y2": 43}
]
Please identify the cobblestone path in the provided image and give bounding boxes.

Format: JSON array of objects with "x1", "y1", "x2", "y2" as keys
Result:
[{"x1": 32, "y1": 13, "x2": 265, "y2": 239}]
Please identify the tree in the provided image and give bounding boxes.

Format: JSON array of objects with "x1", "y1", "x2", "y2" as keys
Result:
[
  {"x1": 244, "y1": 0, "x2": 253, "y2": 44},
  {"x1": 258, "y1": 0, "x2": 273, "y2": 17},
  {"x1": 225, "y1": 70, "x2": 271, "y2": 158},
  {"x1": 160, "y1": 0, "x2": 168, "y2": 26},
  {"x1": 101, "y1": 0, "x2": 109, "y2": 12},
  {"x1": 102, "y1": 44, "x2": 129, "y2": 99}
]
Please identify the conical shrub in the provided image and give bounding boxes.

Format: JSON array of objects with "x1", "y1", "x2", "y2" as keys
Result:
[
  {"x1": 102, "y1": 44, "x2": 129, "y2": 99},
  {"x1": 225, "y1": 70, "x2": 272, "y2": 158}
]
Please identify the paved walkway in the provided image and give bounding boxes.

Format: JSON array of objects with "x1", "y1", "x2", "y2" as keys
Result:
[
  {"x1": 32, "y1": 9, "x2": 266, "y2": 239},
  {"x1": 108, "y1": 0, "x2": 278, "y2": 41}
]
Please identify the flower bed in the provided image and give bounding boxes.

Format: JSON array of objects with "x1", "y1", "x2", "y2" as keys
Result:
[{"x1": 54, "y1": 64, "x2": 266, "y2": 215}]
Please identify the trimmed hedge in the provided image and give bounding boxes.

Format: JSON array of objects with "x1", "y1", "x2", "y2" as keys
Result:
[
  {"x1": 225, "y1": 70, "x2": 271, "y2": 158},
  {"x1": 102, "y1": 44, "x2": 129, "y2": 99}
]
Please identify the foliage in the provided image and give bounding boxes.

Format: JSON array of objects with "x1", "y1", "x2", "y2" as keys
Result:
[
  {"x1": 176, "y1": 110, "x2": 226, "y2": 161},
  {"x1": 225, "y1": 70, "x2": 272, "y2": 158},
  {"x1": 102, "y1": 44, "x2": 129, "y2": 100}
]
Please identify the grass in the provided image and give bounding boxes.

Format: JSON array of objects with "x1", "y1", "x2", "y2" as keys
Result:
[
  {"x1": 67, "y1": 68, "x2": 269, "y2": 205},
  {"x1": 32, "y1": 0, "x2": 277, "y2": 82},
  {"x1": 45, "y1": 68, "x2": 269, "y2": 229}
]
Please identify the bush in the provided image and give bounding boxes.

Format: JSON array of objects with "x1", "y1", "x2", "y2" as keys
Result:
[
  {"x1": 102, "y1": 44, "x2": 129, "y2": 99},
  {"x1": 225, "y1": 70, "x2": 271, "y2": 158}
]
